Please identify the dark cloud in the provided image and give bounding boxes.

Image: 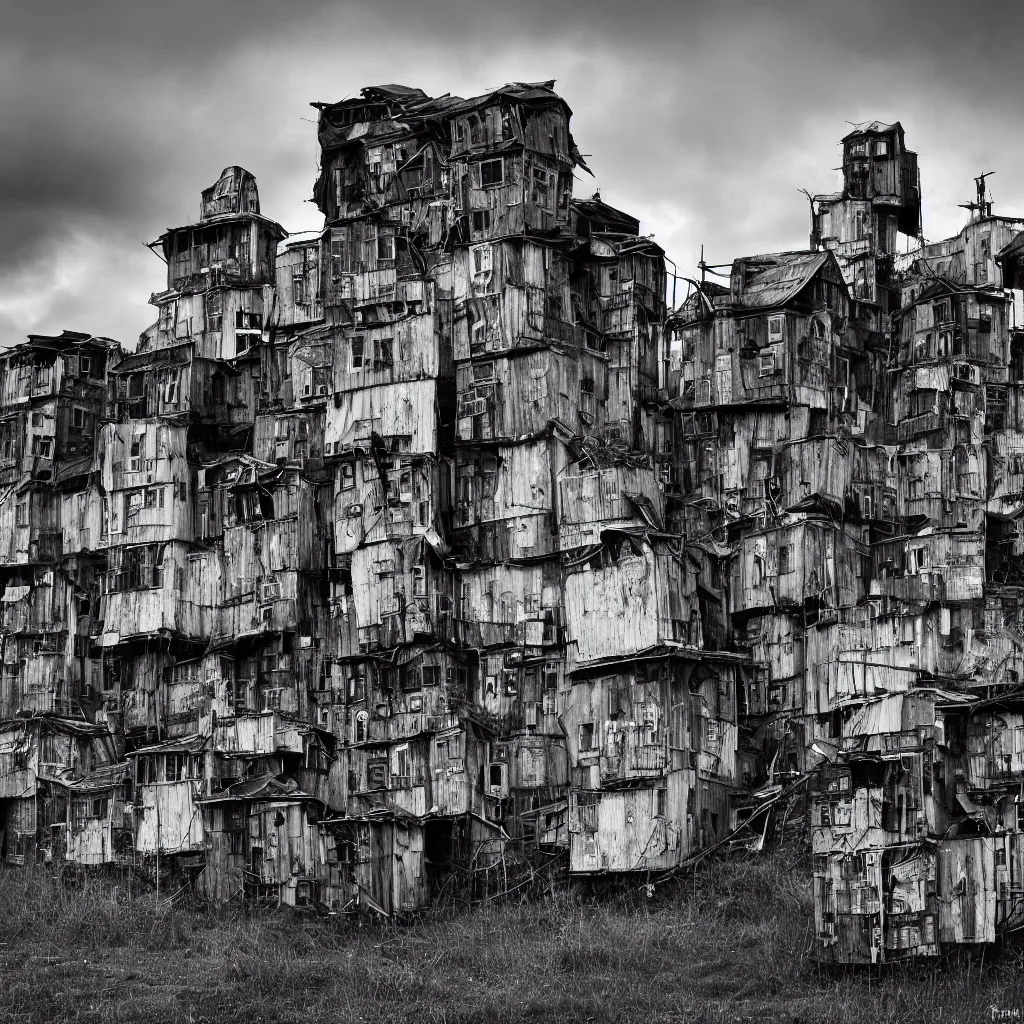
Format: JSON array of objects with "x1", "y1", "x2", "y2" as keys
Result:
[{"x1": 2, "y1": 0, "x2": 1024, "y2": 346}]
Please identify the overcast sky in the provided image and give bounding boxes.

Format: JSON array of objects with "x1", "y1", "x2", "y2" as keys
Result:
[{"x1": 2, "y1": 0, "x2": 1022, "y2": 348}]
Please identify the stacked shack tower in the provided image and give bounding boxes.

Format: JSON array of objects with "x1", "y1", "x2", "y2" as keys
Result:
[
  {"x1": 804, "y1": 130, "x2": 1024, "y2": 962},
  {"x1": 304, "y1": 83, "x2": 746, "y2": 894},
  {"x1": 7, "y1": 84, "x2": 1024, "y2": 959}
]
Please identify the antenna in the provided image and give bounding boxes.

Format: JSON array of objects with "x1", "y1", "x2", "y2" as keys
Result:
[
  {"x1": 696, "y1": 245, "x2": 730, "y2": 284},
  {"x1": 958, "y1": 171, "x2": 996, "y2": 219}
]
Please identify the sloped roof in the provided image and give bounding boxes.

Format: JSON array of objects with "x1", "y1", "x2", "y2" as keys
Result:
[
  {"x1": 449, "y1": 80, "x2": 564, "y2": 115},
  {"x1": 125, "y1": 733, "x2": 207, "y2": 757},
  {"x1": 200, "y1": 773, "x2": 315, "y2": 804},
  {"x1": 362, "y1": 84, "x2": 429, "y2": 103},
  {"x1": 573, "y1": 194, "x2": 640, "y2": 236},
  {"x1": 112, "y1": 342, "x2": 192, "y2": 375},
  {"x1": 65, "y1": 762, "x2": 130, "y2": 793},
  {"x1": 53, "y1": 455, "x2": 94, "y2": 486},
  {"x1": 998, "y1": 229, "x2": 1024, "y2": 262},
  {"x1": 841, "y1": 120, "x2": 901, "y2": 142},
  {"x1": 733, "y1": 251, "x2": 830, "y2": 310}
]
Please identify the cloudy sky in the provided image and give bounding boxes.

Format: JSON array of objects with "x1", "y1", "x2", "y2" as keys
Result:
[{"x1": 1, "y1": 0, "x2": 1021, "y2": 348}]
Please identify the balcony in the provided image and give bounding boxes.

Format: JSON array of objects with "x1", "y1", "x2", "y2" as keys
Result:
[
  {"x1": 452, "y1": 619, "x2": 516, "y2": 648},
  {"x1": 887, "y1": 410, "x2": 946, "y2": 443},
  {"x1": 170, "y1": 264, "x2": 261, "y2": 293},
  {"x1": 366, "y1": 711, "x2": 430, "y2": 743},
  {"x1": 599, "y1": 741, "x2": 668, "y2": 783}
]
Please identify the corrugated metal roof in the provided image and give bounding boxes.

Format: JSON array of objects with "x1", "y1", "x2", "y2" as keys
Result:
[
  {"x1": 113, "y1": 343, "x2": 192, "y2": 375},
  {"x1": 65, "y1": 762, "x2": 129, "y2": 792},
  {"x1": 733, "y1": 251, "x2": 829, "y2": 310},
  {"x1": 125, "y1": 733, "x2": 206, "y2": 756}
]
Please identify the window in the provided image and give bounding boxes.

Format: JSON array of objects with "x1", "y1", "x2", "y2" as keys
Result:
[
  {"x1": 15, "y1": 503, "x2": 27, "y2": 527},
  {"x1": 71, "y1": 407, "x2": 86, "y2": 430},
  {"x1": 292, "y1": 274, "x2": 306, "y2": 306},
  {"x1": 472, "y1": 210, "x2": 491, "y2": 234},
  {"x1": 835, "y1": 357, "x2": 850, "y2": 387},
  {"x1": 753, "y1": 553, "x2": 766, "y2": 587},
  {"x1": 873, "y1": 139, "x2": 889, "y2": 158},
  {"x1": 374, "y1": 338, "x2": 394, "y2": 369},
  {"x1": 350, "y1": 336, "x2": 364, "y2": 370},
  {"x1": 778, "y1": 545, "x2": 791, "y2": 575},
  {"x1": 376, "y1": 231, "x2": 395, "y2": 262},
  {"x1": 109, "y1": 543, "x2": 164, "y2": 591},
  {"x1": 531, "y1": 165, "x2": 552, "y2": 209},
  {"x1": 472, "y1": 244, "x2": 492, "y2": 275},
  {"x1": 235, "y1": 310, "x2": 262, "y2": 333},
  {"x1": 579, "y1": 723, "x2": 595, "y2": 751},
  {"x1": 909, "y1": 390, "x2": 937, "y2": 417},
  {"x1": 412, "y1": 565, "x2": 427, "y2": 597},
  {"x1": 206, "y1": 292, "x2": 223, "y2": 332},
  {"x1": 159, "y1": 304, "x2": 174, "y2": 333},
  {"x1": 908, "y1": 545, "x2": 928, "y2": 575},
  {"x1": 31, "y1": 412, "x2": 43, "y2": 428},
  {"x1": 32, "y1": 437, "x2": 53, "y2": 458},
  {"x1": 80, "y1": 356, "x2": 92, "y2": 376},
  {"x1": 580, "y1": 377, "x2": 596, "y2": 418},
  {"x1": 654, "y1": 788, "x2": 667, "y2": 818},
  {"x1": 165, "y1": 753, "x2": 186, "y2": 781},
  {"x1": 480, "y1": 158, "x2": 504, "y2": 187},
  {"x1": 758, "y1": 351, "x2": 777, "y2": 377},
  {"x1": 767, "y1": 315, "x2": 785, "y2": 343},
  {"x1": 228, "y1": 825, "x2": 245, "y2": 856},
  {"x1": 349, "y1": 674, "x2": 366, "y2": 703}
]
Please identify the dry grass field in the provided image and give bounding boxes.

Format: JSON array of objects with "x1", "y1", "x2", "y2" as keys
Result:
[{"x1": 0, "y1": 850, "x2": 1022, "y2": 1023}]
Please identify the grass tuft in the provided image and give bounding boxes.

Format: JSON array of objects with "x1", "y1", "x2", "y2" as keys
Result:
[{"x1": 1, "y1": 850, "x2": 1024, "y2": 1022}]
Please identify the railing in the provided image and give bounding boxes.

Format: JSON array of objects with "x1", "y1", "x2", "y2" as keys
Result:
[
  {"x1": 600, "y1": 742, "x2": 668, "y2": 781},
  {"x1": 887, "y1": 410, "x2": 946, "y2": 443},
  {"x1": 451, "y1": 619, "x2": 517, "y2": 648},
  {"x1": 627, "y1": 744, "x2": 668, "y2": 773},
  {"x1": 426, "y1": 712, "x2": 461, "y2": 734},
  {"x1": 366, "y1": 711, "x2": 429, "y2": 742},
  {"x1": 171, "y1": 265, "x2": 262, "y2": 292}
]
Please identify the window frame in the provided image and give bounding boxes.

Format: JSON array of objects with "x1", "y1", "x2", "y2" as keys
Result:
[{"x1": 479, "y1": 158, "x2": 504, "y2": 188}]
